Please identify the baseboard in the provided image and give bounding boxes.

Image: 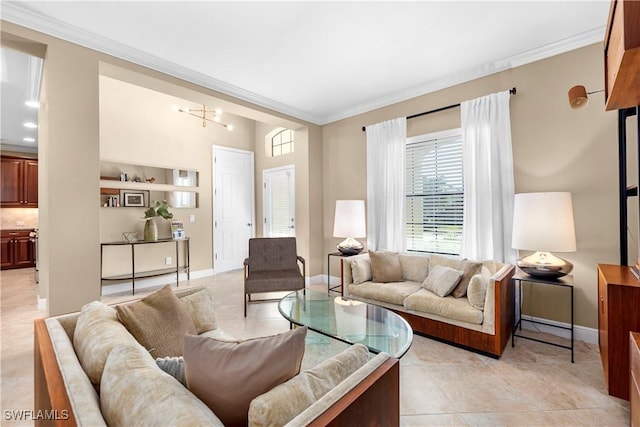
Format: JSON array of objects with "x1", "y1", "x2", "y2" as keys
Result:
[
  {"x1": 308, "y1": 275, "x2": 325, "y2": 286},
  {"x1": 519, "y1": 315, "x2": 598, "y2": 344},
  {"x1": 100, "y1": 269, "x2": 215, "y2": 296}
]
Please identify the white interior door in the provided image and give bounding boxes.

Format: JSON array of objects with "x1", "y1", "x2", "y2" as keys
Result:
[
  {"x1": 213, "y1": 146, "x2": 254, "y2": 272},
  {"x1": 263, "y1": 165, "x2": 295, "y2": 237}
]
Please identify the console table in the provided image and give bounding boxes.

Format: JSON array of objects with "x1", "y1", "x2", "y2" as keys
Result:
[{"x1": 100, "y1": 238, "x2": 190, "y2": 295}]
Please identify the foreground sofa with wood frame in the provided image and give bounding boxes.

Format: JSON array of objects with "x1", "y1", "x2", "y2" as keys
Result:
[
  {"x1": 34, "y1": 287, "x2": 400, "y2": 426},
  {"x1": 342, "y1": 253, "x2": 515, "y2": 357}
]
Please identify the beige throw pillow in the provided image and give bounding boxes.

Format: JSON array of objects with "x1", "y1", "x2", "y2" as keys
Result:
[
  {"x1": 73, "y1": 301, "x2": 138, "y2": 385},
  {"x1": 467, "y1": 275, "x2": 489, "y2": 310},
  {"x1": 351, "y1": 258, "x2": 372, "y2": 284},
  {"x1": 247, "y1": 343, "x2": 369, "y2": 427},
  {"x1": 178, "y1": 287, "x2": 217, "y2": 333},
  {"x1": 101, "y1": 344, "x2": 223, "y2": 427},
  {"x1": 451, "y1": 260, "x2": 483, "y2": 298},
  {"x1": 184, "y1": 327, "x2": 307, "y2": 427},
  {"x1": 116, "y1": 285, "x2": 197, "y2": 358},
  {"x1": 369, "y1": 250, "x2": 403, "y2": 283},
  {"x1": 423, "y1": 265, "x2": 463, "y2": 297}
]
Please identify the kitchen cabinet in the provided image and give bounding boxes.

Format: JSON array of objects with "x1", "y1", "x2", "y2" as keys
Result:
[
  {"x1": 1, "y1": 229, "x2": 35, "y2": 269},
  {"x1": 1, "y1": 156, "x2": 38, "y2": 207}
]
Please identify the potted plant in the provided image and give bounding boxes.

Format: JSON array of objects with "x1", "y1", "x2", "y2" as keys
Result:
[{"x1": 143, "y1": 200, "x2": 173, "y2": 241}]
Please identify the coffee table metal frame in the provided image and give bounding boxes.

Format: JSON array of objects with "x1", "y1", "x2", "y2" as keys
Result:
[{"x1": 278, "y1": 289, "x2": 413, "y2": 358}]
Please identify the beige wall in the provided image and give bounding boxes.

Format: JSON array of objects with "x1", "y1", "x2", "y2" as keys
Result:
[{"x1": 322, "y1": 43, "x2": 619, "y2": 329}]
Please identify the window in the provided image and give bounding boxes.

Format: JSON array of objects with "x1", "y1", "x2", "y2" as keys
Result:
[
  {"x1": 271, "y1": 128, "x2": 294, "y2": 156},
  {"x1": 405, "y1": 129, "x2": 463, "y2": 255}
]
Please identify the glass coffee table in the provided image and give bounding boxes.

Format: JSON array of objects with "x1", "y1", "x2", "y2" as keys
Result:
[{"x1": 278, "y1": 289, "x2": 413, "y2": 358}]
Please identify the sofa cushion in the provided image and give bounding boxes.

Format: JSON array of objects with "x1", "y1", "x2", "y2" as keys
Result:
[
  {"x1": 248, "y1": 343, "x2": 369, "y2": 427},
  {"x1": 73, "y1": 301, "x2": 138, "y2": 386},
  {"x1": 404, "y1": 289, "x2": 484, "y2": 325},
  {"x1": 101, "y1": 344, "x2": 223, "y2": 427},
  {"x1": 451, "y1": 260, "x2": 483, "y2": 298},
  {"x1": 116, "y1": 285, "x2": 197, "y2": 358},
  {"x1": 399, "y1": 253, "x2": 430, "y2": 283},
  {"x1": 423, "y1": 265, "x2": 463, "y2": 297},
  {"x1": 178, "y1": 287, "x2": 217, "y2": 333},
  {"x1": 348, "y1": 281, "x2": 422, "y2": 305},
  {"x1": 467, "y1": 275, "x2": 489, "y2": 310},
  {"x1": 429, "y1": 253, "x2": 463, "y2": 270},
  {"x1": 369, "y1": 250, "x2": 403, "y2": 283},
  {"x1": 156, "y1": 356, "x2": 186, "y2": 386},
  {"x1": 184, "y1": 327, "x2": 307, "y2": 427},
  {"x1": 351, "y1": 258, "x2": 372, "y2": 284}
]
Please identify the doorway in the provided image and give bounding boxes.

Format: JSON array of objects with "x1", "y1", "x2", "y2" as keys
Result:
[
  {"x1": 263, "y1": 165, "x2": 295, "y2": 237},
  {"x1": 212, "y1": 146, "x2": 255, "y2": 273}
]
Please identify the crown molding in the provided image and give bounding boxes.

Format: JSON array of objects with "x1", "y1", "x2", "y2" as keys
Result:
[
  {"x1": 2, "y1": 3, "x2": 604, "y2": 126},
  {"x1": 321, "y1": 27, "x2": 605, "y2": 125},
  {"x1": 1, "y1": 2, "x2": 323, "y2": 124}
]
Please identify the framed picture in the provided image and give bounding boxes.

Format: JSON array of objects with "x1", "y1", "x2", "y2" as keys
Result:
[{"x1": 121, "y1": 191, "x2": 148, "y2": 207}]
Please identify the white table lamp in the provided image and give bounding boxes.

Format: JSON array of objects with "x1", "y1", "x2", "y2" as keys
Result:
[
  {"x1": 512, "y1": 192, "x2": 577, "y2": 278},
  {"x1": 333, "y1": 200, "x2": 366, "y2": 255}
]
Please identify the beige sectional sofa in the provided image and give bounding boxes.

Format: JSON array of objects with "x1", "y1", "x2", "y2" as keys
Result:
[
  {"x1": 342, "y1": 252, "x2": 515, "y2": 357},
  {"x1": 34, "y1": 286, "x2": 400, "y2": 426}
]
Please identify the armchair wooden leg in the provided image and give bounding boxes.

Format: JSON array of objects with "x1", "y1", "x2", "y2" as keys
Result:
[{"x1": 244, "y1": 293, "x2": 247, "y2": 317}]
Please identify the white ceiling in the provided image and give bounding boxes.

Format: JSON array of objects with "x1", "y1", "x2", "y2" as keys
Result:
[{"x1": 2, "y1": 1, "x2": 610, "y2": 134}]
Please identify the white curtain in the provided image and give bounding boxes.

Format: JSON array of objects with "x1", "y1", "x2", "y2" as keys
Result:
[
  {"x1": 460, "y1": 91, "x2": 517, "y2": 263},
  {"x1": 366, "y1": 117, "x2": 407, "y2": 251}
]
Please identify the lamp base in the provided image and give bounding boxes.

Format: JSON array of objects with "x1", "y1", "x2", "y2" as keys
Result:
[
  {"x1": 516, "y1": 251, "x2": 573, "y2": 279},
  {"x1": 337, "y1": 237, "x2": 364, "y2": 256}
]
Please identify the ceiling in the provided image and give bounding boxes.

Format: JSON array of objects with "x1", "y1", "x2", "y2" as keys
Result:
[{"x1": 1, "y1": 1, "x2": 610, "y2": 148}]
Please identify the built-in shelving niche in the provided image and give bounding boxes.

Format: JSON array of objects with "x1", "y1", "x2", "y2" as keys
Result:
[{"x1": 99, "y1": 161, "x2": 199, "y2": 208}]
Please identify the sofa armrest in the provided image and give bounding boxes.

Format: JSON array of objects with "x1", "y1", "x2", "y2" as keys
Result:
[
  {"x1": 492, "y1": 264, "x2": 515, "y2": 353},
  {"x1": 341, "y1": 252, "x2": 370, "y2": 287}
]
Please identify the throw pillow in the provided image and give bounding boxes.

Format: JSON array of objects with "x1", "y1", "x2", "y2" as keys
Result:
[
  {"x1": 467, "y1": 275, "x2": 489, "y2": 310},
  {"x1": 422, "y1": 265, "x2": 463, "y2": 297},
  {"x1": 184, "y1": 326, "x2": 307, "y2": 427},
  {"x1": 156, "y1": 356, "x2": 186, "y2": 386},
  {"x1": 247, "y1": 343, "x2": 369, "y2": 427},
  {"x1": 351, "y1": 258, "x2": 372, "y2": 284},
  {"x1": 451, "y1": 260, "x2": 483, "y2": 298},
  {"x1": 116, "y1": 285, "x2": 197, "y2": 358},
  {"x1": 101, "y1": 344, "x2": 223, "y2": 427},
  {"x1": 368, "y1": 250, "x2": 403, "y2": 283},
  {"x1": 73, "y1": 301, "x2": 139, "y2": 385},
  {"x1": 178, "y1": 287, "x2": 217, "y2": 333}
]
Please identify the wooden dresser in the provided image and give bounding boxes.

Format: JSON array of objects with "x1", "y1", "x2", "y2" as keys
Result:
[
  {"x1": 632, "y1": 332, "x2": 639, "y2": 426},
  {"x1": 597, "y1": 264, "x2": 640, "y2": 400}
]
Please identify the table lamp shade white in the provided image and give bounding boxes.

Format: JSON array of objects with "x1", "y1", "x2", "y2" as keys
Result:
[
  {"x1": 333, "y1": 200, "x2": 366, "y2": 255},
  {"x1": 512, "y1": 192, "x2": 577, "y2": 278}
]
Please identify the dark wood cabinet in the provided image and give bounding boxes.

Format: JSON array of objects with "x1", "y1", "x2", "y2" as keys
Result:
[
  {"x1": 1, "y1": 229, "x2": 35, "y2": 270},
  {"x1": 597, "y1": 264, "x2": 640, "y2": 400},
  {"x1": 0, "y1": 156, "x2": 38, "y2": 207}
]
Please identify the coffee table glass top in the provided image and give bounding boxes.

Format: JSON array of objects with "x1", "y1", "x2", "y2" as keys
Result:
[{"x1": 278, "y1": 289, "x2": 413, "y2": 358}]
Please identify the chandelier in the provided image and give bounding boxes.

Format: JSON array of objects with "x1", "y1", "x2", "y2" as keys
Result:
[{"x1": 177, "y1": 104, "x2": 233, "y2": 130}]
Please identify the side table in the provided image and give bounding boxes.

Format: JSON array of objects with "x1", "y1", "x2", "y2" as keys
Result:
[
  {"x1": 327, "y1": 252, "x2": 357, "y2": 295},
  {"x1": 512, "y1": 270, "x2": 574, "y2": 362}
]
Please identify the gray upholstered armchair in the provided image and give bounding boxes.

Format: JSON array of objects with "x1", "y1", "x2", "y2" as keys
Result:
[{"x1": 243, "y1": 237, "x2": 306, "y2": 317}]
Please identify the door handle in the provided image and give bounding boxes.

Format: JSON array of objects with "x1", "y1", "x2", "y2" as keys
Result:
[
  {"x1": 247, "y1": 223, "x2": 252, "y2": 227},
  {"x1": 288, "y1": 226, "x2": 295, "y2": 229}
]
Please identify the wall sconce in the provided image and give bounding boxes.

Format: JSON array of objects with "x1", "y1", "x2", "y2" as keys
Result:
[
  {"x1": 176, "y1": 104, "x2": 233, "y2": 130},
  {"x1": 568, "y1": 85, "x2": 605, "y2": 109}
]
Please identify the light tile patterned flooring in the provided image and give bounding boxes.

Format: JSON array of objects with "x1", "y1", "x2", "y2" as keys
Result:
[{"x1": 0, "y1": 267, "x2": 630, "y2": 426}]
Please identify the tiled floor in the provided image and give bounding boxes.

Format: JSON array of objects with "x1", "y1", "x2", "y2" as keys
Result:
[{"x1": 0, "y1": 267, "x2": 631, "y2": 426}]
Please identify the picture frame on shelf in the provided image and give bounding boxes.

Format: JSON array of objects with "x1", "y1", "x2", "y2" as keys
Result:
[{"x1": 121, "y1": 190, "x2": 149, "y2": 207}]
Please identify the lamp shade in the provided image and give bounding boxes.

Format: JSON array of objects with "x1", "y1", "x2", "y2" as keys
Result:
[
  {"x1": 512, "y1": 192, "x2": 577, "y2": 252},
  {"x1": 333, "y1": 200, "x2": 366, "y2": 238}
]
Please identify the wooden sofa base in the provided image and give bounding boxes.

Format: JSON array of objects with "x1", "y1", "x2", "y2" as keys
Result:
[
  {"x1": 394, "y1": 265, "x2": 515, "y2": 357},
  {"x1": 34, "y1": 317, "x2": 400, "y2": 426}
]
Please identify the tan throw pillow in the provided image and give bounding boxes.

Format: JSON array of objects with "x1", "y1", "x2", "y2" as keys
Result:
[
  {"x1": 423, "y1": 265, "x2": 463, "y2": 297},
  {"x1": 184, "y1": 327, "x2": 307, "y2": 427},
  {"x1": 451, "y1": 260, "x2": 483, "y2": 298},
  {"x1": 368, "y1": 250, "x2": 403, "y2": 283},
  {"x1": 351, "y1": 258, "x2": 372, "y2": 284},
  {"x1": 73, "y1": 301, "x2": 138, "y2": 385},
  {"x1": 116, "y1": 285, "x2": 197, "y2": 358},
  {"x1": 178, "y1": 287, "x2": 217, "y2": 333},
  {"x1": 467, "y1": 275, "x2": 489, "y2": 310},
  {"x1": 248, "y1": 343, "x2": 369, "y2": 427},
  {"x1": 101, "y1": 344, "x2": 223, "y2": 427}
]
